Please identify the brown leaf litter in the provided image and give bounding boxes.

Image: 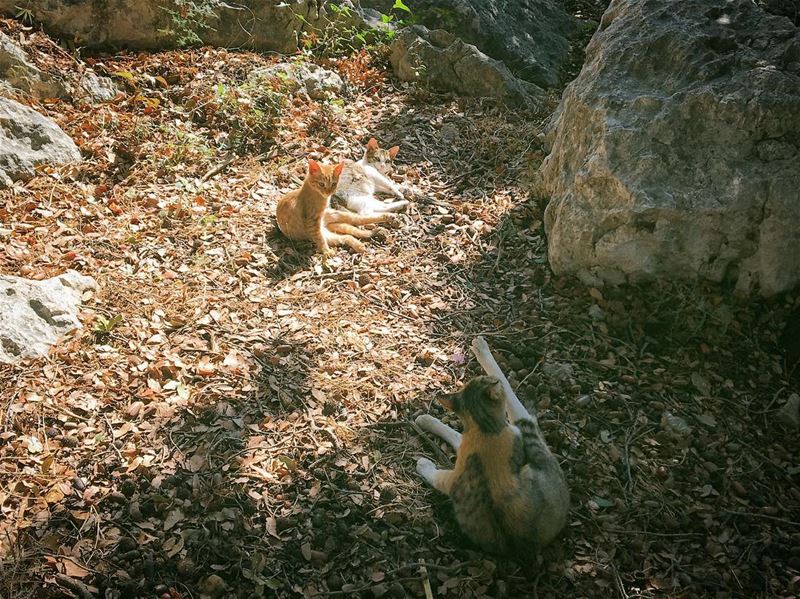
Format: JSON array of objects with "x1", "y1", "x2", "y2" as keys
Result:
[{"x1": 1, "y1": 16, "x2": 799, "y2": 599}]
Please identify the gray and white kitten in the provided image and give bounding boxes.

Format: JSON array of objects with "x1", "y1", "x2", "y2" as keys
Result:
[{"x1": 335, "y1": 138, "x2": 409, "y2": 215}]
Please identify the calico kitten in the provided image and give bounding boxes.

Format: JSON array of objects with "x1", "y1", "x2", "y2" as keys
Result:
[
  {"x1": 276, "y1": 159, "x2": 391, "y2": 255},
  {"x1": 335, "y1": 138, "x2": 409, "y2": 215},
  {"x1": 414, "y1": 337, "x2": 569, "y2": 557}
]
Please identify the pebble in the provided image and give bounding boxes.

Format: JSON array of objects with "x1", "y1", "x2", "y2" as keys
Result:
[
  {"x1": 541, "y1": 361, "x2": 574, "y2": 382},
  {"x1": 576, "y1": 395, "x2": 591, "y2": 407},
  {"x1": 777, "y1": 393, "x2": 800, "y2": 429}
]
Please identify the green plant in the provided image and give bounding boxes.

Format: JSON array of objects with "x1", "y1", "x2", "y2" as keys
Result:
[
  {"x1": 297, "y1": 1, "x2": 412, "y2": 58},
  {"x1": 14, "y1": 4, "x2": 35, "y2": 25},
  {"x1": 183, "y1": 73, "x2": 289, "y2": 154},
  {"x1": 94, "y1": 314, "x2": 123, "y2": 337},
  {"x1": 160, "y1": 0, "x2": 220, "y2": 48}
]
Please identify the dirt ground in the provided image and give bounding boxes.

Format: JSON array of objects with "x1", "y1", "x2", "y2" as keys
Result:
[{"x1": 1, "y1": 13, "x2": 799, "y2": 599}]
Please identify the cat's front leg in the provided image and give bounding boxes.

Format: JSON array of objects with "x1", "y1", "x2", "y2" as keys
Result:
[
  {"x1": 416, "y1": 458, "x2": 455, "y2": 494},
  {"x1": 372, "y1": 172, "x2": 405, "y2": 199},
  {"x1": 415, "y1": 414, "x2": 461, "y2": 449},
  {"x1": 313, "y1": 229, "x2": 334, "y2": 256}
]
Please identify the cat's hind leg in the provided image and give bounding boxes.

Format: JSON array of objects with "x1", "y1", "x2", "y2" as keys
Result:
[
  {"x1": 377, "y1": 199, "x2": 409, "y2": 213},
  {"x1": 344, "y1": 194, "x2": 388, "y2": 216},
  {"x1": 323, "y1": 229, "x2": 366, "y2": 253},
  {"x1": 327, "y1": 222, "x2": 373, "y2": 239},
  {"x1": 325, "y1": 208, "x2": 389, "y2": 226},
  {"x1": 415, "y1": 414, "x2": 462, "y2": 449},
  {"x1": 416, "y1": 458, "x2": 456, "y2": 494}
]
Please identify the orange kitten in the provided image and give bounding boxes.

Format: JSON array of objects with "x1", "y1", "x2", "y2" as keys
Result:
[{"x1": 276, "y1": 159, "x2": 392, "y2": 255}]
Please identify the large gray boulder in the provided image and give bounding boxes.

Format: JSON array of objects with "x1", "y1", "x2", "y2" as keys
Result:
[
  {"x1": 362, "y1": 0, "x2": 575, "y2": 88},
  {"x1": 0, "y1": 0, "x2": 327, "y2": 51},
  {"x1": 0, "y1": 97, "x2": 81, "y2": 186},
  {"x1": 390, "y1": 25, "x2": 544, "y2": 106},
  {"x1": 539, "y1": 0, "x2": 800, "y2": 297},
  {"x1": 0, "y1": 270, "x2": 96, "y2": 363},
  {"x1": 0, "y1": 31, "x2": 64, "y2": 98}
]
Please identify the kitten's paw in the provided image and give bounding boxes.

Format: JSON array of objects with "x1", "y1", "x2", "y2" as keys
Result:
[
  {"x1": 416, "y1": 457, "x2": 436, "y2": 478},
  {"x1": 415, "y1": 414, "x2": 440, "y2": 431},
  {"x1": 351, "y1": 241, "x2": 366, "y2": 253}
]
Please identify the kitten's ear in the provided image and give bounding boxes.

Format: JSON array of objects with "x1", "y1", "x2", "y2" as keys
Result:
[
  {"x1": 439, "y1": 392, "x2": 460, "y2": 411},
  {"x1": 308, "y1": 159, "x2": 321, "y2": 175},
  {"x1": 333, "y1": 162, "x2": 344, "y2": 177},
  {"x1": 388, "y1": 145, "x2": 400, "y2": 159},
  {"x1": 366, "y1": 137, "x2": 379, "y2": 150}
]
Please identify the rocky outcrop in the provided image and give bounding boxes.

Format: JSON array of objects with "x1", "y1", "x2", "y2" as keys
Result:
[
  {"x1": 0, "y1": 97, "x2": 82, "y2": 186},
  {"x1": 390, "y1": 26, "x2": 544, "y2": 106},
  {"x1": 249, "y1": 62, "x2": 346, "y2": 100},
  {"x1": 0, "y1": 270, "x2": 96, "y2": 363},
  {"x1": 0, "y1": 0, "x2": 327, "y2": 51},
  {"x1": 363, "y1": 0, "x2": 576, "y2": 88},
  {"x1": 0, "y1": 31, "x2": 65, "y2": 98},
  {"x1": 539, "y1": 0, "x2": 800, "y2": 297}
]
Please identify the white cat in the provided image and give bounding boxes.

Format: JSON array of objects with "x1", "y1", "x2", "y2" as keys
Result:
[{"x1": 335, "y1": 138, "x2": 409, "y2": 215}]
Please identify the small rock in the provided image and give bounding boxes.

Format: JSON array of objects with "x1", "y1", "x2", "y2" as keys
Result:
[
  {"x1": 576, "y1": 395, "x2": 591, "y2": 407},
  {"x1": 80, "y1": 70, "x2": 119, "y2": 102},
  {"x1": 777, "y1": 393, "x2": 800, "y2": 429},
  {"x1": 128, "y1": 501, "x2": 143, "y2": 521},
  {"x1": 250, "y1": 62, "x2": 345, "y2": 100},
  {"x1": 588, "y1": 304, "x2": 606, "y2": 321},
  {"x1": 0, "y1": 269, "x2": 96, "y2": 364},
  {"x1": 199, "y1": 574, "x2": 227, "y2": 597},
  {"x1": 439, "y1": 123, "x2": 460, "y2": 143},
  {"x1": 541, "y1": 361, "x2": 574, "y2": 382},
  {"x1": 661, "y1": 411, "x2": 692, "y2": 437},
  {"x1": 0, "y1": 98, "x2": 82, "y2": 188},
  {"x1": 176, "y1": 557, "x2": 195, "y2": 577}
]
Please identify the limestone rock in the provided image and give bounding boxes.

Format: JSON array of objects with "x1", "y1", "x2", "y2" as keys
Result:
[
  {"x1": 362, "y1": 0, "x2": 575, "y2": 88},
  {"x1": 539, "y1": 0, "x2": 800, "y2": 297},
  {"x1": 0, "y1": 97, "x2": 82, "y2": 185},
  {"x1": 0, "y1": 0, "x2": 327, "y2": 52},
  {"x1": 0, "y1": 270, "x2": 96, "y2": 363},
  {"x1": 389, "y1": 25, "x2": 543, "y2": 106},
  {"x1": 79, "y1": 70, "x2": 119, "y2": 102},
  {"x1": 250, "y1": 62, "x2": 345, "y2": 100},
  {"x1": 0, "y1": 31, "x2": 64, "y2": 98},
  {"x1": 777, "y1": 394, "x2": 800, "y2": 429}
]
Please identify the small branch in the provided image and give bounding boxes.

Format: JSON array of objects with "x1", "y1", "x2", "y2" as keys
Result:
[
  {"x1": 201, "y1": 154, "x2": 236, "y2": 182},
  {"x1": 420, "y1": 559, "x2": 434, "y2": 599},
  {"x1": 723, "y1": 509, "x2": 800, "y2": 528},
  {"x1": 53, "y1": 574, "x2": 95, "y2": 599}
]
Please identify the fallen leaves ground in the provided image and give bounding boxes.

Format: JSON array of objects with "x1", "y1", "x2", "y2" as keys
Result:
[{"x1": 1, "y1": 15, "x2": 799, "y2": 599}]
